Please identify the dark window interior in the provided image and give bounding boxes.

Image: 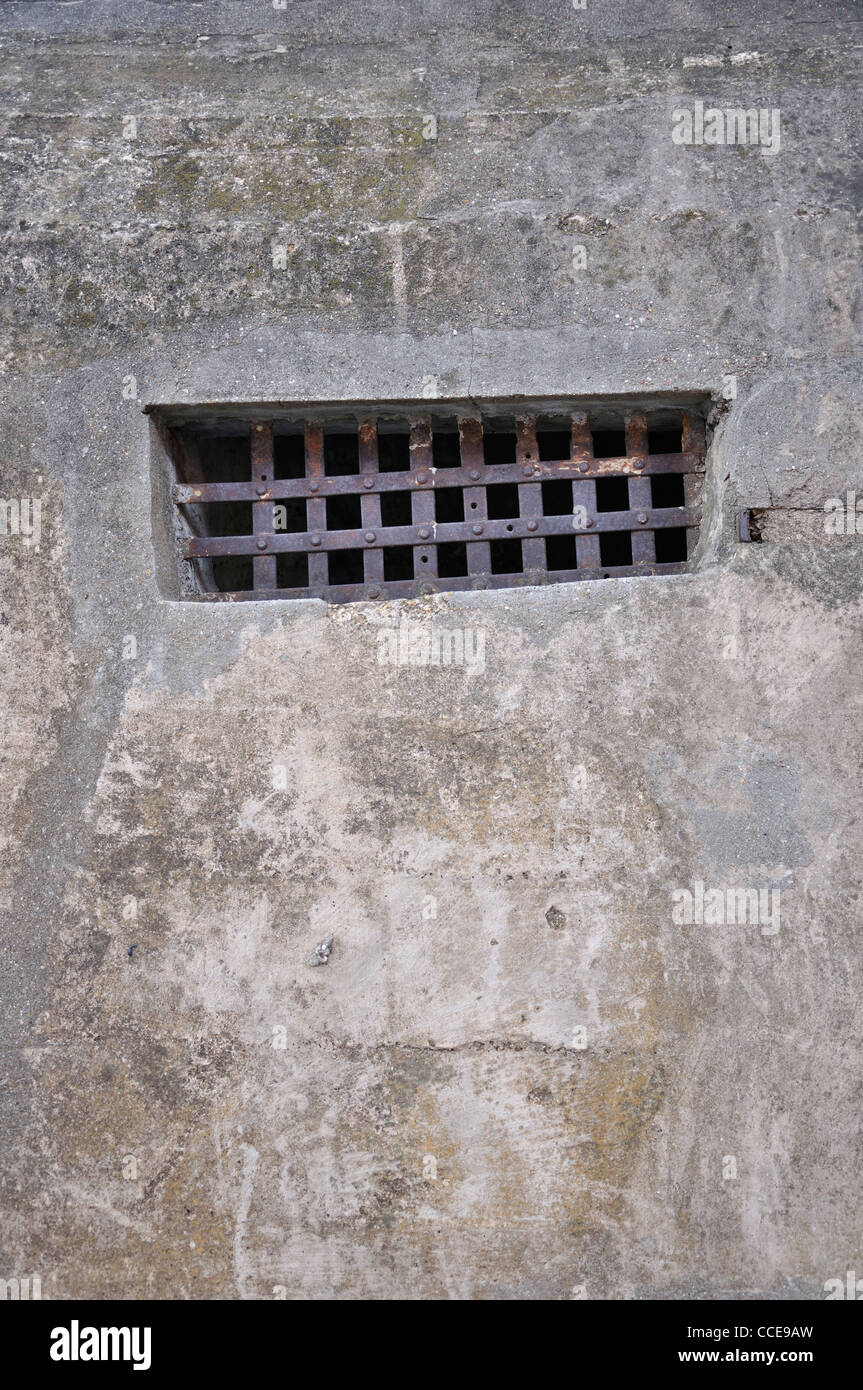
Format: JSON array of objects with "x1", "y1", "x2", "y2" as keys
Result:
[
  {"x1": 651, "y1": 473, "x2": 686, "y2": 509},
  {"x1": 168, "y1": 404, "x2": 702, "y2": 601},
  {"x1": 596, "y1": 477, "x2": 630, "y2": 512},
  {"x1": 591, "y1": 429, "x2": 626, "y2": 459}
]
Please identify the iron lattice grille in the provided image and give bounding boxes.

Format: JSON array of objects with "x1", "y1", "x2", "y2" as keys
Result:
[{"x1": 174, "y1": 408, "x2": 705, "y2": 603}]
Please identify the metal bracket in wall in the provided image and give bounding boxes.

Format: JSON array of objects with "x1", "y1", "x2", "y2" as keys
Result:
[{"x1": 737, "y1": 509, "x2": 762, "y2": 542}]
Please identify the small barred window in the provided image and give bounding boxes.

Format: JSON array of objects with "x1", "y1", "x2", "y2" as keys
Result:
[{"x1": 154, "y1": 401, "x2": 705, "y2": 603}]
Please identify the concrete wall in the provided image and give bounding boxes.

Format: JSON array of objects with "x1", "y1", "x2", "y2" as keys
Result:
[{"x1": 0, "y1": 0, "x2": 861, "y2": 1299}]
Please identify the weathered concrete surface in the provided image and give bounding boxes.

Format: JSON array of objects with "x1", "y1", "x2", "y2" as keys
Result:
[{"x1": 0, "y1": 1, "x2": 861, "y2": 1299}]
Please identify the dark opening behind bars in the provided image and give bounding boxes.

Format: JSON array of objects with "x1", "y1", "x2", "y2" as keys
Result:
[{"x1": 166, "y1": 406, "x2": 705, "y2": 603}]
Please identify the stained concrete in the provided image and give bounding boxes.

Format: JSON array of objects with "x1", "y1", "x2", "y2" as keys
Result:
[{"x1": 0, "y1": 1, "x2": 861, "y2": 1299}]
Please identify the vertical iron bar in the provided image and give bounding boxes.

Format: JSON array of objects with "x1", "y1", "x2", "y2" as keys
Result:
[
  {"x1": 682, "y1": 411, "x2": 705, "y2": 560},
  {"x1": 571, "y1": 412, "x2": 600, "y2": 569},
  {"x1": 626, "y1": 410, "x2": 655, "y2": 565},
  {"x1": 305, "y1": 421, "x2": 328, "y2": 588},
  {"x1": 410, "y1": 417, "x2": 437, "y2": 580},
  {"x1": 359, "y1": 418, "x2": 384, "y2": 586},
  {"x1": 252, "y1": 421, "x2": 277, "y2": 590},
  {"x1": 515, "y1": 414, "x2": 544, "y2": 573},
  {"x1": 459, "y1": 417, "x2": 490, "y2": 575}
]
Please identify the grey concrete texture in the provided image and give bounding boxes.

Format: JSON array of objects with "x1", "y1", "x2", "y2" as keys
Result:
[{"x1": 0, "y1": 0, "x2": 861, "y2": 1299}]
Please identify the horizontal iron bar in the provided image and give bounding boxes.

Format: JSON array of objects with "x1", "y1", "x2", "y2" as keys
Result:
[
  {"x1": 173, "y1": 452, "x2": 701, "y2": 504},
  {"x1": 182, "y1": 507, "x2": 697, "y2": 557},
  {"x1": 189, "y1": 561, "x2": 691, "y2": 604}
]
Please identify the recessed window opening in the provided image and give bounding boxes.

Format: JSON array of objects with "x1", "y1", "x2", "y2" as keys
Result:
[{"x1": 159, "y1": 399, "x2": 705, "y2": 602}]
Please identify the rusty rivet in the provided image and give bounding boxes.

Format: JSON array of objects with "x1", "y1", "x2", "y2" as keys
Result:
[
  {"x1": 522, "y1": 464, "x2": 534, "y2": 477},
  {"x1": 633, "y1": 458, "x2": 645, "y2": 470},
  {"x1": 418, "y1": 527, "x2": 430, "y2": 540},
  {"x1": 579, "y1": 461, "x2": 589, "y2": 473},
  {"x1": 637, "y1": 512, "x2": 648, "y2": 524},
  {"x1": 310, "y1": 534, "x2": 321, "y2": 546},
  {"x1": 367, "y1": 586, "x2": 380, "y2": 598},
  {"x1": 256, "y1": 536, "x2": 268, "y2": 550},
  {"x1": 470, "y1": 469, "x2": 480, "y2": 480},
  {"x1": 472, "y1": 523, "x2": 483, "y2": 535},
  {"x1": 584, "y1": 518, "x2": 594, "y2": 528},
  {"x1": 309, "y1": 480, "x2": 319, "y2": 492},
  {"x1": 364, "y1": 531, "x2": 376, "y2": 544},
  {"x1": 527, "y1": 520, "x2": 538, "y2": 532},
  {"x1": 422, "y1": 582, "x2": 436, "y2": 595},
  {"x1": 416, "y1": 472, "x2": 428, "y2": 484},
  {"x1": 256, "y1": 485, "x2": 268, "y2": 496},
  {"x1": 364, "y1": 476, "x2": 375, "y2": 488}
]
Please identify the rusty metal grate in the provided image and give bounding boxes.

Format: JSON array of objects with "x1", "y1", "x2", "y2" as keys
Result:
[{"x1": 168, "y1": 406, "x2": 705, "y2": 603}]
